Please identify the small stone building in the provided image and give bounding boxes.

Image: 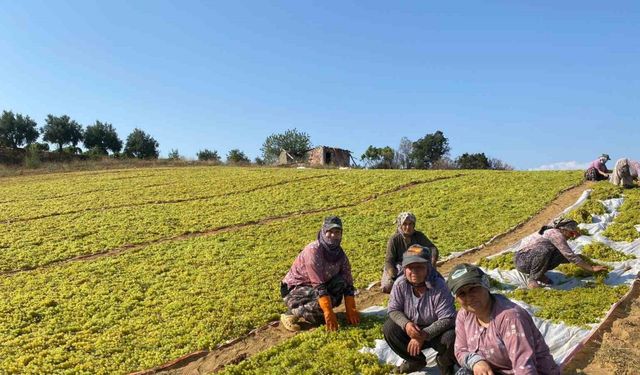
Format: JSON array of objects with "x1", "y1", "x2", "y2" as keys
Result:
[
  {"x1": 276, "y1": 146, "x2": 352, "y2": 167},
  {"x1": 307, "y1": 146, "x2": 352, "y2": 167},
  {"x1": 278, "y1": 150, "x2": 297, "y2": 165}
]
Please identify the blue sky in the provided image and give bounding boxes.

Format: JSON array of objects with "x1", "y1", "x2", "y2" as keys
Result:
[{"x1": 0, "y1": 1, "x2": 638, "y2": 169}]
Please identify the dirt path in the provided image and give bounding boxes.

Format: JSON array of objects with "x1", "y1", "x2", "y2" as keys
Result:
[
  {"x1": 563, "y1": 279, "x2": 640, "y2": 375},
  {"x1": 135, "y1": 183, "x2": 588, "y2": 375}
]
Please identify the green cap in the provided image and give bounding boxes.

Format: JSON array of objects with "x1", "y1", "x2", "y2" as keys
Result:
[
  {"x1": 446, "y1": 263, "x2": 487, "y2": 295},
  {"x1": 323, "y1": 216, "x2": 343, "y2": 230}
]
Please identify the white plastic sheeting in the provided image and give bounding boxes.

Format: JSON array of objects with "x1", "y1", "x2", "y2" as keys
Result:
[{"x1": 360, "y1": 189, "x2": 640, "y2": 374}]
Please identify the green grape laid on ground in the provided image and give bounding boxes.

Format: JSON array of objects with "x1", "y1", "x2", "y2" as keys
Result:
[
  {"x1": 508, "y1": 284, "x2": 628, "y2": 327},
  {"x1": 0, "y1": 168, "x2": 585, "y2": 373},
  {"x1": 581, "y1": 242, "x2": 635, "y2": 262},
  {"x1": 602, "y1": 189, "x2": 640, "y2": 242},
  {"x1": 478, "y1": 251, "x2": 516, "y2": 270}
]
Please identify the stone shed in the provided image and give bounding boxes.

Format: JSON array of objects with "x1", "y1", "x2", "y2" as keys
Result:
[{"x1": 307, "y1": 146, "x2": 352, "y2": 167}]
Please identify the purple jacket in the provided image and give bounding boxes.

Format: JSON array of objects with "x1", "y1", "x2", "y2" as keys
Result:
[
  {"x1": 588, "y1": 158, "x2": 607, "y2": 173},
  {"x1": 455, "y1": 294, "x2": 560, "y2": 375},
  {"x1": 388, "y1": 273, "x2": 456, "y2": 327}
]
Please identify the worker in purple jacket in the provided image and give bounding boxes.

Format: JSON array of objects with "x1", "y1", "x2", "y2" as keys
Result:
[
  {"x1": 584, "y1": 153, "x2": 611, "y2": 181},
  {"x1": 447, "y1": 263, "x2": 560, "y2": 375},
  {"x1": 383, "y1": 245, "x2": 457, "y2": 374}
]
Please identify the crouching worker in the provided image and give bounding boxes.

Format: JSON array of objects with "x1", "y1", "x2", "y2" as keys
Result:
[
  {"x1": 515, "y1": 218, "x2": 607, "y2": 289},
  {"x1": 610, "y1": 158, "x2": 636, "y2": 188},
  {"x1": 383, "y1": 245, "x2": 457, "y2": 374},
  {"x1": 280, "y1": 216, "x2": 360, "y2": 332},
  {"x1": 447, "y1": 263, "x2": 560, "y2": 375},
  {"x1": 585, "y1": 153, "x2": 611, "y2": 181},
  {"x1": 381, "y1": 212, "x2": 440, "y2": 293}
]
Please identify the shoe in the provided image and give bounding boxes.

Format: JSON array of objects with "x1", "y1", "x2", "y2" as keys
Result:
[
  {"x1": 537, "y1": 275, "x2": 553, "y2": 285},
  {"x1": 280, "y1": 313, "x2": 301, "y2": 332},
  {"x1": 397, "y1": 359, "x2": 425, "y2": 373}
]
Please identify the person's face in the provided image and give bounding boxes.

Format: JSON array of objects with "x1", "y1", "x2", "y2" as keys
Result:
[
  {"x1": 404, "y1": 263, "x2": 428, "y2": 284},
  {"x1": 324, "y1": 228, "x2": 342, "y2": 241},
  {"x1": 400, "y1": 219, "x2": 415, "y2": 236},
  {"x1": 455, "y1": 284, "x2": 491, "y2": 315}
]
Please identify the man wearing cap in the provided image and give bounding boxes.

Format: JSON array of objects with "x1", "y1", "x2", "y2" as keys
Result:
[
  {"x1": 447, "y1": 263, "x2": 560, "y2": 375},
  {"x1": 585, "y1": 154, "x2": 611, "y2": 181},
  {"x1": 383, "y1": 245, "x2": 457, "y2": 374},
  {"x1": 280, "y1": 216, "x2": 360, "y2": 332},
  {"x1": 381, "y1": 212, "x2": 440, "y2": 293}
]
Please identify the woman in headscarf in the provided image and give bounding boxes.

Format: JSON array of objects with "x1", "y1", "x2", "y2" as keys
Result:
[
  {"x1": 381, "y1": 212, "x2": 440, "y2": 293},
  {"x1": 447, "y1": 263, "x2": 560, "y2": 375},
  {"x1": 610, "y1": 158, "x2": 636, "y2": 188},
  {"x1": 585, "y1": 153, "x2": 611, "y2": 181},
  {"x1": 383, "y1": 245, "x2": 457, "y2": 374},
  {"x1": 280, "y1": 216, "x2": 360, "y2": 331},
  {"x1": 514, "y1": 218, "x2": 607, "y2": 289}
]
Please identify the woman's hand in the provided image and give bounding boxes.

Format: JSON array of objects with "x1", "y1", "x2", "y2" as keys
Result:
[
  {"x1": 591, "y1": 265, "x2": 608, "y2": 273},
  {"x1": 405, "y1": 322, "x2": 425, "y2": 340},
  {"x1": 472, "y1": 360, "x2": 495, "y2": 375},
  {"x1": 407, "y1": 338, "x2": 424, "y2": 357}
]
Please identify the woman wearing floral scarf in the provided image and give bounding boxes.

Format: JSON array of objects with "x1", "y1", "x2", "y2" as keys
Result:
[
  {"x1": 280, "y1": 216, "x2": 360, "y2": 331},
  {"x1": 381, "y1": 212, "x2": 440, "y2": 293}
]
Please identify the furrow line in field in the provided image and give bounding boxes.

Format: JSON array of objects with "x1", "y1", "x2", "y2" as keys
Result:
[
  {"x1": 1, "y1": 174, "x2": 332, "y2": 223},
  {"x1": 0, "y1": 174, "x2": 464, "y2": 276},
  {"x1": 0, "y1": 182, "x2": 178, "y2": 204}
]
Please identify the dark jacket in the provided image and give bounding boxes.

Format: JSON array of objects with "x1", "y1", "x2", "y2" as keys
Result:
[{"x1": 384, "y1": 230, "x2": 438, "y2": 279}]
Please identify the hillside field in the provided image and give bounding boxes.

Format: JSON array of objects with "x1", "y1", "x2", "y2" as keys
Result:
[{"x1": 0, "y1": 167, "x2": 583, "y2": 374}]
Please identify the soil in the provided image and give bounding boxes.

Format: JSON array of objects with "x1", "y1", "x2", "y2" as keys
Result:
[
  {"x1": 138, "y1": 183, "x2": 596, "y2": 375},
  {"x1": 563, "y1": 279, "x2": 640, "y2": 375}
]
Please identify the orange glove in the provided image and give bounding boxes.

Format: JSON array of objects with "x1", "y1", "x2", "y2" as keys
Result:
[
  {"x1": 318, "y1": 295, "x2": 338, "y2": 331},
  {"x1": 344, "y1": 295, "x2": 360, "y2": 325}
]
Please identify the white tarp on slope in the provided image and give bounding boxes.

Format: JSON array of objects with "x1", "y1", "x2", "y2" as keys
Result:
[{"x1": 360, "y1": 189, "x2": 640, "y2": 374}]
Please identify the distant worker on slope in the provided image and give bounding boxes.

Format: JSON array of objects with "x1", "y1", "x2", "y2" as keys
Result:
[
  {"x1": 629, "y1": 159, "x2": 640, "y2": 182},
  {"x1": 447, "y1": 263, "x2": 560, "y2": 375},
  {"x1": 610, "y1": 158, "x2": 637, "y2": 188},
  {"x1": 381, "y1": 212, "x2": 440, "y2": 293},
  {"x1": 280, "y1": 216, "x2": 360, "y2": 332},
  {"x1": 584, "y1": 153, "x2": 611, "y2": 181},
  {"x1": 514, "y1": 218, "x2": 607, "y2": 289},
  {"x1": 383, "y1": 245, "x2": 457, "y2": 374}
]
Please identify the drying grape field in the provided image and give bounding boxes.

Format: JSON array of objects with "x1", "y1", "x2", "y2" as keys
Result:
[{"x1": 0, "y1": 167, "x2": 589, "y2": 373}]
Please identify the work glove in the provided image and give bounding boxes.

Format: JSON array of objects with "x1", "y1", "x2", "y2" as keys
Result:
[
  {"x1": 318, "y1": 295, "x2": 338, "y2": 331},
  {"x1": 344, "y1": 295, "x2": 360, "y2": 325}
]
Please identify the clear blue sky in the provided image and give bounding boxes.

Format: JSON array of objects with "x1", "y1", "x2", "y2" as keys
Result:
[{"x1": 1, "y1": 1, "x2": 638, "y2": 169}]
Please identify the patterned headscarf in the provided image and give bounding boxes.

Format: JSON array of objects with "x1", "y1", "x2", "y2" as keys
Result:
[
  {"x1": 396, "y1": 212, "x2": 416, "y2": 233},
  {"x1": 539, "y1": 217, "x2": 579, "y2": 234}
]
